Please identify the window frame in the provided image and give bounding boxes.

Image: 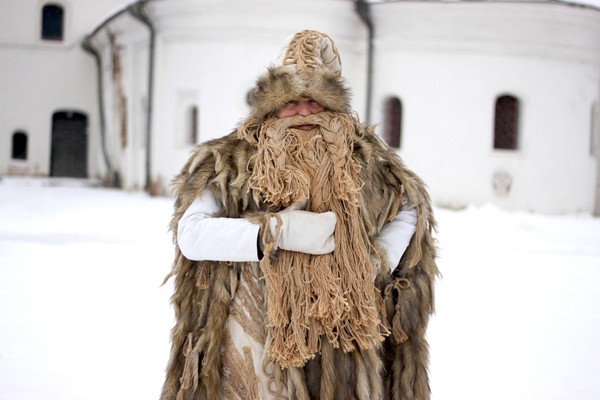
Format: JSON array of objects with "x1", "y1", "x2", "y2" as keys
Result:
[
  {"x1": 41, "y1": 3, "x2": 65, "y2": 42},
  {"x1": 382, "y1": 96, "x2": 403, "y2": 149},
  {"x1": 11, "y1": 131, "x2": 28, "y2": 161},
  {"x1": 493, "y1": 94, "x2": 520, "y2": 151},
  {"x1": 187, "y1": 105, "x2": 199, "y2": 145}
]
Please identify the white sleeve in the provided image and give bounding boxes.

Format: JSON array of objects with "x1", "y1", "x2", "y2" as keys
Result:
[
  {"x1": 376, "y1": 202, "x2": 417, "y2": 273},
  {"x1": 177, "y1": 191, "x2": 261, "y2": 262}
]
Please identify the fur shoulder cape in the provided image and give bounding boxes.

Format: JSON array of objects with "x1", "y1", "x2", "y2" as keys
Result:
[{"x1": 160, "y1": 125, "x2": 439, "y2": 400}]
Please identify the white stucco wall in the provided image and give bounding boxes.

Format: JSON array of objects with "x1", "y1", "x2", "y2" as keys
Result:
[
  {"x1": 146, "y1": 0, "x2": 368, "y2": 193},
  {"x1": 8, "y1": 0, "x2": 598, "y2": 214},
  {"x1": 0, "y1": 0, "x2": 131, "y2": 178},
  {"x1": 595, "y1": 85, "x2": 600, "y2": 216},
  {"x1": 371, "y1": 1, "x2": 600, "y2": 214}
]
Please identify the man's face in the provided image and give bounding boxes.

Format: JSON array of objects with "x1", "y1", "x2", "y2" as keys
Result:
[{"x1": 276, "y1": 98, "x2": 324, "y2": 131}]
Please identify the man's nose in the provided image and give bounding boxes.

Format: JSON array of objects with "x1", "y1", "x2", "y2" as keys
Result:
[{"x1": 297, "y1": 103, "x2": 313, "y2": 116}]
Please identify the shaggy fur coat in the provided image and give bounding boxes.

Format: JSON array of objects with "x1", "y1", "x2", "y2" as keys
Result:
[{"x1": 160, "y1": 123, "x2": 439, "y2": 400}]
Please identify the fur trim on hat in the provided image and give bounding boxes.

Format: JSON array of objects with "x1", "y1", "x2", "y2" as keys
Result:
[{"x1": 249, "y1": 65, "x2": 351, "y2": 120}]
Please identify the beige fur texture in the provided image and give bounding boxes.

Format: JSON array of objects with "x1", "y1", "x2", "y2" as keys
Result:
[
  {"x1": 161, "y1": 29, "x2": 437, "y2": 400},
  {"x1": 160, "y1": 122, "x2": 439, "y2": 400},
  {"x1": 248, "y1": 65, "x2": 352, "y2": 121}
]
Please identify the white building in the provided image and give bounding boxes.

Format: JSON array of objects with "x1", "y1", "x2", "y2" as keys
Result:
[
  {"x1": 2, "y1": 0, "x2": 600, "y2": 215},
  {"x1": 0, "y1": 0, "x2": 126, "y2": 180},
  {"x1": 370, "y1": 1, "x2": 600, "y2": 214}
]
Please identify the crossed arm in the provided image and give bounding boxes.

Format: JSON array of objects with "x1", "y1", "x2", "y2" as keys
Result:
[{"x1": 177, "y1": 190, "x2": 417, "y2": 272}]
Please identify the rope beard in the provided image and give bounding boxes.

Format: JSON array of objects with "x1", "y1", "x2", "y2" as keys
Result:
[{"x1": 238, "y1": 112, "x2": 387, "y2": 368}]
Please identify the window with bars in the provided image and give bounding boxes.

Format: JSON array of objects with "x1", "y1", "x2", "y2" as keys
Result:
[
  {"x1": 383, "y1": 96, "x2": 402, "y2": 148},
  {"x1": 494, "y1": 95, "x2": 520, "y2": 150},
  {"x1": 41, "y1": 4, "x2": 64, "y2": 41},
  {"x1": 12, "y1": 131, "x2": 28, "y2": 160}
]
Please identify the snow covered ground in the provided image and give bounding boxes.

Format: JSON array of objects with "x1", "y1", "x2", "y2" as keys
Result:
[{"x1": 1, "y1": 177, "x2": 599, "y2": 400}]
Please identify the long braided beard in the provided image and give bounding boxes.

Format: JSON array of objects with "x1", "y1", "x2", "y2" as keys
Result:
[{"x1": 238, "y1": 112, "x2": 387, "y2": 368}]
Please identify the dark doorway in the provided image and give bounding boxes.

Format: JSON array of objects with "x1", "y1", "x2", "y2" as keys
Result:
[{"x1": 50, "y1": 111, "x2": 88, "y2": 178}]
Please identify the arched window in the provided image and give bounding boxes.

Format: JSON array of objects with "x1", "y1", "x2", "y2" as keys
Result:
[
  {"x1": 11, "y1": 131, "x2": 28, "y2": 160},
  {"x1": 383, "y1": 96, "x2": 402, "y2": 148},
  {"x1": 41, "y1": 4, "x2": 64, "y2": 41},
  {"x1": 494, "y1": 95, "x2": 520, "y2": 150},
  {"x1": 187, "y1": 105, "x2": 199, "y2": 144}
]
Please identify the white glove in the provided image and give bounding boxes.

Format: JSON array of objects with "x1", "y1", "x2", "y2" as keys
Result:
[{"x1": 268, "y1": 201, "x2": 336, "y2": 255}]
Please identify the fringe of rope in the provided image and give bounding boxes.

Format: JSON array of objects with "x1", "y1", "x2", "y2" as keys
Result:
[
  {"x1": 384, "y1": 278, "x2": 411, "y2": 344},
  {"x1": 252, "y1": 112, "x2": 387, "y2": 368}
]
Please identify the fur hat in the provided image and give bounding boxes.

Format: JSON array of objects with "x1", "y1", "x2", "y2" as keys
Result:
[{"x1": 248, "y1": 30, "x2": 352, "y2": 120}]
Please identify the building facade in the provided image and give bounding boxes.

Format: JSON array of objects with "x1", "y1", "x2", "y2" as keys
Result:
[
  {"x1": 2, "y1": 0, "x2": 600, "y2": 214},
  {"x1": 370, "y1": 1, "x2": 600, "y2": 214},
  {"x1": 0, "y1": 0, "x2": 126, "y2": 181}
]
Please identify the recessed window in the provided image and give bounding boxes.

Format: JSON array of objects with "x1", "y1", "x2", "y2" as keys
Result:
[
  {"x1": 11, "y1": 131, "x2": 28, "y2": 160},
  {"x1": 41, "y1": 4, "x2": 64, "y2": 41},
  {"x1": 187, "y1": 105, "x2": 199, "y2": 144},
  {"x1": 494, "y1": 95, "x2": 520, "y2": 150},
  {"x1": 383, "y1": 96, "x2": 402, "y2": 148}
]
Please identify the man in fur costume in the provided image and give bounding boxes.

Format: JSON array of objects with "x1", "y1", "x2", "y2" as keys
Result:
[{"x1": 161, "y1": 30, "x2": 439, "y2": 400}]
